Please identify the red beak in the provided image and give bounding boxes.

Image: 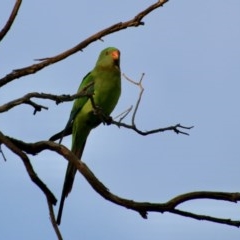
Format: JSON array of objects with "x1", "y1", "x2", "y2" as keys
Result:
[{"x1": 111, "y1": 50, "x2": 120, "y2": 60}]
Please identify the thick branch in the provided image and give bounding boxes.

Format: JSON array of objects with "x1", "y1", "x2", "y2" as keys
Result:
[
  {"x1": 0, "y1": 0, "x2": 168, "y2": 88},
  {"x1": 0, "y1": 0, "x2": 22, "y2": 41},
  {"x1": 2, "y1": 134, "x2": 240, "y2": 227}
]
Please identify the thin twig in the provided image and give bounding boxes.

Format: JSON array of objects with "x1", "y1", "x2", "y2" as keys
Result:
[
  {"x1": 0, "y1": 0, "x2": 22, "y2": 41},
  {"x1": 115, "y1": 74, "x2": 193, "y2": 135},
  {"x1": 123, "y1": 73, "x2": 145, "y2": 126},
  {"x1": 112, "y1": 121, "x2": 193, "y2": 136},
  {"x1": 47, "y1": 199, "x2": 63, "y2": 240},
  {"x1": 24, "y1": 100, "x2": 48, "y2": 115},
  {"x1": 114, "y1": 106, "x2": 133, "y2": 123},
  {"x1": 0, "y1": 144, "x2": 7, "y2": 161}
]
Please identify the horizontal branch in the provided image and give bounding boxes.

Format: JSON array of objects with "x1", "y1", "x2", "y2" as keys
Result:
[
  {"x1": 0, "y1": 0, "x2": 169, "y2": 88},
  {"x1": 0, "y1": 90, "x2": 192, "y2": 139},
  {"x1": 112, "y1": 121, "x2": 193, "y2": 136},
  {"x1": 0, "y1": 82, "x2": 94, "y2": 114},
  {"x1": 1, "y1": 133, "x2": 240, "y2": 227}
]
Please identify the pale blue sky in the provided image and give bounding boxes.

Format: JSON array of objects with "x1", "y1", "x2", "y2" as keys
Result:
[{"x1": 1, "y1": 1, "x2": 240, "y2": 239}]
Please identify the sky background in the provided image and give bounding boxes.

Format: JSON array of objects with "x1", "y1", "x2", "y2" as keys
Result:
[{"x1": 1, "y1": 1, "x2": 240, "y2": 239}]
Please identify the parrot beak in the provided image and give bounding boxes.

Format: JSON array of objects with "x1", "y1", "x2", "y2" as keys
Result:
[{"x1": 111, "y1": 50, "x2": 120, "y2": 60}]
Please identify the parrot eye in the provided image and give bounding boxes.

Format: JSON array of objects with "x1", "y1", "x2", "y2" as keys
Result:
[{"x1": 105, "y1": 51, "x2": 109, "y2": 55}]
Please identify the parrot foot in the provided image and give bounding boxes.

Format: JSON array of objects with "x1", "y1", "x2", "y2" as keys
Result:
[{"x1": 93, "y1": 106, "x2": 112, "y2": 125}]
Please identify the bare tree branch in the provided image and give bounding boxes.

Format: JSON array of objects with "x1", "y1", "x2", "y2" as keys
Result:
[
  {"x1": 0, "y1": 144, "x2": 7, "y2": 161},
  {"x1": 0, "y1": 0, "x2": 169, "y2": 88},
  {"x1": 0, "y1": 131, "x2": 64, "y2": 238},
  {"x1": 0, "y1": 0, "x2": 22, "y2": 41},
  {"x1": 2, "y1": 0, "x2": 236, "y2": 236},
  {"x1": 24, "y1": 100, "x2": 49, "y2": 115},
  {"x1": 114, "y1": 73, "x2": 193, "y2": 135},
  {"x1": 47, "y1": 199, "x2": 63, "y2": 240},
  {"x1": 0, "y1": 132, "x2": 57, "y2": 205},
  {"x1": 0, "y1": 83, "x2": 192, "y2": 139},
  {"x1": 1, "y1": 133, "x2": 240, "y2": 228},
  {"x1": 112, "y1": 122, "x2": 193, "y2": 136},
  {"x1": 169, "y1": 208, "x2": 240, "y2": 227},
  {"x1": 0, "y1": 81, "x2": 94, "y2": 114},
  {"x1": 122, "y1": 73, "x2": 145, "y2": 125},
  {"x1": 114, "y1": 106, "x2": 133, "y2": 123}
]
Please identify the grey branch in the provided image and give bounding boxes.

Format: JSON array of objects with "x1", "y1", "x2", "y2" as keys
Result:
[
  {"x1": 0, "y1": 132, "x2": 57, "y2": 205},
  {"x1": 0, "y1": 82, "x2": 94, "y2": 114},
  {"x1": 0, "y1": 0, "x2": 169, "y2": 88},
  {"x1": 112, "y1": 73, "x2": 193, "y2": 136},
  {"x1": 0, "y1": 0, "x2": 22, "y2": 42},
  {"x1": 47, "y1": 199, "x2": 63, "y2": 240},
  {"x1": 1, "y1": 133, "x2": 240, "y2": 228}
]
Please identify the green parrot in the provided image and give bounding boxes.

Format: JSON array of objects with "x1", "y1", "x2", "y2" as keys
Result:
[{"x1": 53, "y1": 47, "x2": 121, "y2": 225}]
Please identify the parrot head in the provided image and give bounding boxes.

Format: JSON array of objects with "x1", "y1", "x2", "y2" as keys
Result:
[{"x1": 96, "y1": 47, "x2": 120, "y2": 69}]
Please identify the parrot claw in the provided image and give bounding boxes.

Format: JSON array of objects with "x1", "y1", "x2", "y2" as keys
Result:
[
  {"x1": 93, "y1": 105, "x2": 112, "y2": 125},
  {"x1": 103, "y1": 116, "x2": 112, "y2": 125}
]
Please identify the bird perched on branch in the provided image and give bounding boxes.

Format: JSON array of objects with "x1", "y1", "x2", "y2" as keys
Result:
[{"x1": 50, "y1": 47, "x2": 121, "y2": 225}]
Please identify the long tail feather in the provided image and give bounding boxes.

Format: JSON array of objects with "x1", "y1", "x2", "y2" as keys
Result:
[{"x1": 56, "y1": 141, "x2": 86, "y2": 225}]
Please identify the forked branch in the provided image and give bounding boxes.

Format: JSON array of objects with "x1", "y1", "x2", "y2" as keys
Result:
[
  {"x1": 1, "y1": 133, "x2": 240, "y2": 228},
  {"x1": 112, "y1": 73, "x2": 193, "y2": 136}
]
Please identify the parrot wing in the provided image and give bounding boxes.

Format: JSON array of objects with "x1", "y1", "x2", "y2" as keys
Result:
[{"x1": 49, "y1": 72, "x2": 94, "y2": 142}]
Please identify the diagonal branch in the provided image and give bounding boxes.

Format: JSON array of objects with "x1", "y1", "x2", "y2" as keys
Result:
[
  {"x1": 47, "y1": 199, "x2": 63, "y2": 240},
  {"x1": 0, "y1": 0, "x2": 22, "y2": 41},
  {"x1": 169, "y1": 209, "x2": 240, "y2": 227},
  {"x1": 2, "y1": 134, "x2": 240, "y2": 228},
  {"x1": 0, "y1": 144, "x2": 7, "y2": 161},
  {"x1": 0, "y1": 0, "x2": 169, "y2": 88},
  {"x1": 0, "y1": 132, "x2": 57, "y2": 205}
]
